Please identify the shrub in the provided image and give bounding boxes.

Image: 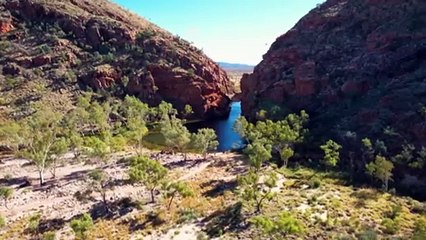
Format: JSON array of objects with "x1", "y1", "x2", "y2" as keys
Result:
[
  {"x1": 36, "y1": 44, "x2": 52, "y2": 54},
  {"x1": 42, "y1": 231, "x2": 56, "y2": 240},
  {"x1": 355, "y1": 229, "x2": 378, "y2": 240},
  {"x1": 0, "y1": 215, "x2": 5, "y2": 228},
  {"x1": 413, "y1": 216, "x2": 426, "y2": 240},
  {"x1": 70, "y1": 214, "x2": 94, "y2": 239},
  {"x1": 27, "y1": 213, "x2": 41, "y2": 233},
  {"x1": 250, "y1": 211, "x2": 304, "y2": 238},
  {"x1": 0, "y1": 186, "x2": 13, "y2": 207},
  {"x1": 381, "y1": 218, "x2": 399, "y2": 234},
  {"x1": 309, "y1": 177, "x2": 321, "y2": 189},
  {"x1": 411, "y1": 201, "x2": 426, "y2": 214},
  {"x1": 136, "y1": 29, "x2": 156, "y2": 40},
  {"x1": 3, "y1": 77, "x2": 21, "y2": 90},
  {"x1": 386, "y1": 204, "x2": 402, "y2": 219},
  {"x1": 177, "y1": 208, "x2": 199, "y2": 224}
]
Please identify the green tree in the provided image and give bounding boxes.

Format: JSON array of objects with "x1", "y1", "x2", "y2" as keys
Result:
[
  {"x1": 0, "y1": 186, "x2": 13, "y2": 208},
  {"x1": 70, "y1": 213, "x2": 93, "y2": 240},
  {"x1": 0, "y1": 120, "x2": 24, "y2": 151},
  {"x1": 121, "y1": 96, "x2": 149, "y2": 154},
  {"x1": 87, "y1": 100, "x2": 111, "y2": 133},
  {"x1": 235, "y1": 111, "x2": 308, "y2": 167},
  {"x1": 48, "y1": 137, "x2": 68, "y2": 179},
  {"x1": 366, "y1": 155, "x2": 394, "y2": 191},
  {"x1": 280, "y1": 147, "x2": 294, "y2": 168},
  {"x1": 17, "y1": 104, "x2": 69, "y2": 185},
  {"x1": 413, "y1": 147, "x2": 426, "y2": 169},
  {"x1": 155, "y1": 101, "x2": 178, "y2": 121},
  {"x1": 0, "y1": 105, "x2": 70, "y2": 185},
  {"x1": 238, "y1": 169, "x2": 277, "y2": 213},
  {"x1": 234, "y1": 117, "x2": 258, "y2": 144},
  {"x1": 191, "y1": 128, "x2": 219, "y2": 159},
  {"x1": 182, "y1": 104, "x2": 194, "y2": 118},
  {"x1": 88, "y1": 169, "x2": 112, "y2": 206},
  {"x1": 361, "y1": 138, "x2": 374, "y2": 163},
  {"x1": 62, "y1": 95, "x2": 91, "y2": 159},
  {"x1": 128, "y1": 156, "x2": 168, "y2": 203},
  {"x1": 83, "y1": 136, "x2": 109, "y2": 163},
  {"x1": 244, "y1": 141, "x2": 272, "y2": 172},
  {"x1": 163, "y1": 181, "x2": 194, "y2": 210},
  {"x1": 161, "y1": 117, "x2": 191, "y2": 159},
  {"x1": 320, "y1": 140, "x2": 342, "y2": 169}
]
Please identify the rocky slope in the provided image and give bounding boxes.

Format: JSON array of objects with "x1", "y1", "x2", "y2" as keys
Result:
[
  {"x1": 0, "y1": 0, "x2": 233, "y2": 119},
  {"x1": 241, "y1": 0, "x2": 426, "y2": 148}
]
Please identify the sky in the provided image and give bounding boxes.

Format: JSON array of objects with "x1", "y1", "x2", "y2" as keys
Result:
[{"x1": 112, "y1": 0, "x2": 324, "y2": 65}]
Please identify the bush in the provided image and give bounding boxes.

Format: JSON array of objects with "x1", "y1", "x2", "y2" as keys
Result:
[
  {"x1": 36, "y1": 44, "x2": 52, "y2": 54},
  {"x1": 413, "y1": 216, "x2": 426, "y2": 240},
  {"x1": 386, "y1": 204, "x2": 402, "y2": 219},
  {"x1": 250, "y1": 211, "x2": 304, "y2": 238},
  {"x1": 0, "y1": 215, "x2": 5, "y2": 228},
  {"x1": 356, "y1": 229, "x2": 378, "y2": 240},
  {"x1": 27, "y1": 213, "x2": 41, "y2": 233},
  {"x1": 42, "y1": 231, "x2": 56, "y2": 240},
  {"x1": 177, "y1": 208, "x2": 199, "y2": 224},
  {"x1": 309, "y1": 177, "x2": 322, "y2": 189},
  {"x1": 136, "y1": 29, "x2": 156, "y2": 40},
  {"x1": 381, "y1": 218, "x2": 399, "y2": 234},
  {"x1": 70, "y1": 214, "x2": 94, "y2": 239}
]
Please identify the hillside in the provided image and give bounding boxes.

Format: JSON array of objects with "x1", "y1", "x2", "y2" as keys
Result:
[
  {"x1": 241, "y1": 0, "x2": 426, "y2": 195},
  {"x1": 0, "y1": 0, "x2": 233, "y2": 120}
]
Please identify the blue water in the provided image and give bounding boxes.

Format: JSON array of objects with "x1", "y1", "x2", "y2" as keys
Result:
[{"x1": 187, "y1": 102, "x2": 244, "y2": 152}]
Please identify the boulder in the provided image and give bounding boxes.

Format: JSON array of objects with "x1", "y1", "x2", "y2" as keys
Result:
[{"x1": 2, "y1": 63, "x2": 21, "y2": 75}]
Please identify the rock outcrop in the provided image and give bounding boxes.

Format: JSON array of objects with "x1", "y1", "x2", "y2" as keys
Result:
[
  {"x1": 1, "y1": 0, "x2": 232, "y2": 119},
  {"x1": 241, "y1": 0, "x2": 426, "y2": 146}
]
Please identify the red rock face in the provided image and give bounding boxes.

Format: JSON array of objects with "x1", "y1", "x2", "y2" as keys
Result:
[
  {"x1": 241, "y1": 0, "x2": 426, "y2": 147},
  {"x1": 32, "y1": 55, "x2": 51, "y2": 67},
  {"x1": 2, "y1": 0, "x2": 232, "y2": 119},
  {"x1": 85, "y1": 64, "x2": 121, "y2": 89},
  {"x1": 0, "y1": 18, "x2": 13, "y2": 33}
]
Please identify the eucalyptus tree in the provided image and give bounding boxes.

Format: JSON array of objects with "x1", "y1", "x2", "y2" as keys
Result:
[
  {"x1": 160, "y1": 117, "x2": 191, "y2": 159},
  {"x1": 128, "y1": 155, "x2": 168, "y2": 203},
  {"x1": 191, "y1": 128, "x2": 219, "y2": 159},
  {"x1": 366, "y1": 155, "x2": 394, "y2": 191},
  {"x1": 15, "y1": 104, "x2": 69, "y2": 185}
]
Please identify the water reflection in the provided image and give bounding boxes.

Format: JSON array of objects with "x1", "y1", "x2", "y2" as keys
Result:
[{"x1": 187, "y1": 102, "x2": 243, "y2": 152}]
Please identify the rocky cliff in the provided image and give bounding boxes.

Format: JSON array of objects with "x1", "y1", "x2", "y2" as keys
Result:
[
  {"x1": 242, "y1": 0, "x2": 426, "y2": 149},
  {"x1": 0, "y1": 0, "x2": 233, "y2": 119}
]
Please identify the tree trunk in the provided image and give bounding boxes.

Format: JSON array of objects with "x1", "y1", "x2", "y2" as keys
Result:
[
  {"x1": 349, "y1": 152, "x2": 354, "y2": 183},
  {"x1": 73, "y1": 148, "x2": 80, "y2": 160},
  {"x1": 203, "y1": 152, "x2": 207, "y2": 160},
  {"x1": 39, "y1": 169, "x2": 45, "y2": 186},
  {"x1": 167, "y1": 193, "x2": 176, "y2": 210},
  {"x1": 150, "y1": 188, "x2": 155, "y2": 203},
  {"x1": 184, "y1": 152, "x2": 187, "y2": 161},
  {"x1": 51, "y1": 161, "x2": 57, "y2": 179},
  {"x1": 384, "y1": 178, "x2": 388, "y2": 192}
]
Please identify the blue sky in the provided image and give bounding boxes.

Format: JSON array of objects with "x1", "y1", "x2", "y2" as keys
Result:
[{"x1": 112, "y1": 0, "x2": 324, "y2": 65}]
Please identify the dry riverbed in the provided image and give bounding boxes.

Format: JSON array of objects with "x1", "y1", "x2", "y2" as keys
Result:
[{"x1": 0, "y1": 150, "x2": 247, "y2": 239}]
